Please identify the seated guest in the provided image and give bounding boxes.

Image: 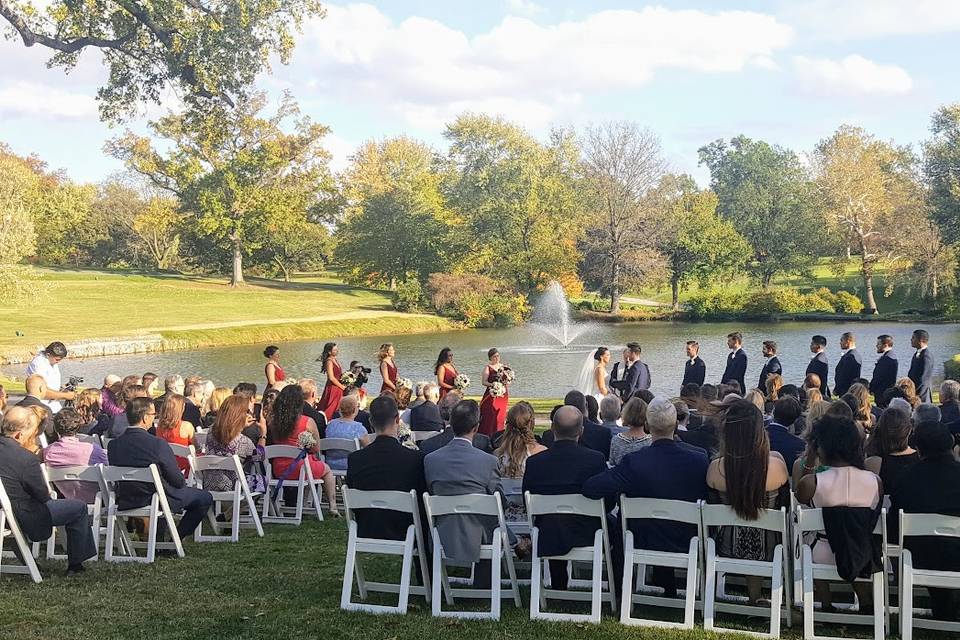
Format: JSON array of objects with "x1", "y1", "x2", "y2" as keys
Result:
[
  {"x1": 541, "y1": 390, "x2": 613, "y2": 460},
  {"x1": 779, "y1": 384, "x2": 801, "y2": 402},
  {"x1": 181, "y1": 380, "x2": 204, "y2": 432},
  {"x1": 744, "y1": 389, "x2": 768, "y2": 421},
  {"x1": 680, "y1": 383, "x2": 701, "y2": 403},
  {"x1": 523, "y1": 405, "x2": 614, "y2": 591},
  {"x1": 420, "y1": 392, "x2": 493, "y2": 455},
  {"x1": 897, "y1": 377, "x2": 920, "y2": 409},
  {"x1": 0, "y1": 384, "x2": 7, "y2": 413},
  {"x1": 767, "y1": 396, "x2": 804, "y2": 472},
  {"x1": 599, "y1": 394, "x2": 624, "y2": 435},
  {"x1": 913, "y1": 403, "x2": 942, "y2": 428},
  {"x1": 765, "y1": 373, "x2": 784, "y2": 402},
  {"x1": 707, "y1": 400, "x2": 789, "y2": 604},
  {"x1": 410, "y1": 383, "x2": 444, "y2": 432},
  {"x1": 585, "y1": 397, "x2": 708, "y2": 596},
  {"x1": 346, "y1": 396, "x2": 427, "y2": 540},
  {"x1": 331, "y1": 385, "x2": 370, "y2": 433},
  {"x1": 106, "y1": 384, "x2": 150, "y2": 438},
  {"x1": 0, "y1": 407, "x2": 96, "y2": 575},
  {"x1": 865, "y1": 405, "x2": 917, "y2": 499},
  {"x1": 202, "y1": 387, "x2": 232, "y2": 429},
  {"x1": 107, "y1": 398, "x2": 214, "y2": 542},
  {"x1": 609, "y1": 398, "x2": 651, "y2": 466},
  {"x1": 154, "y1": 394, "x2": 196, "y2": 476},
  {"x1": 700, "y1": 383, "x2": 719, "y2": 403},
  {"x1": 43, "y1": 409, "x2": 109, "y2": 503},
  {"x1": 154, "y1": 374, "x2": 184, "y2": 411},
  {"x1": 99, "y1": 374, "x2": 122, "y2": 417},
  {"x1": 673, "y1": 400, "x2": 690, "y2": 431},
  {"x1": 201, "y1": 395, "x2": 265, "y2": 493},
  {"x1": 495, "y1": 402, "x2": 546, "y2": 523},
  {"x1": 586, "y1": 395, "x2": 600, "y2": 425},
  {"x1": 679, "y1": 402, "x2": 720, "y2": 458},
  {"x1": 846, "y1": 383, "x2": 875, "y2": 433},
  {"x1": 792, "y1": 400, "x2": 835, "y2": 484},
  {"x1": 890, "y1": 420, "x2": 960, "y2": 620},
  {"x1": 324, "y1": 395, "x2": 371, "y2": 471},
  {"x1": 941, "y1": 380, "x2": 960, "y2": 433},
  {"x1": 74, "y1": 388, "x2": 102, "y2": 434},
  {"x1": 15, "y1": 375, "x2": 52, "y2": 436}
]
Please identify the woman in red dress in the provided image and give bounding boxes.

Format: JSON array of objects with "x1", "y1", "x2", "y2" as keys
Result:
[
  {"x1": 479, "y1": 348, "x2": 510, "y2": 437},
  {"x1": 378, "y1": 343, "x2": 398, "y2": 394},
  {"x1": 317, "y1": 342, "x2": 345, "y2": 420},
  {"x1": 435, "y1": 347, "x2": 458, "y2": 400},
  {"x1": 264, "y1": 345, "x2": 285, "y2": 391}
]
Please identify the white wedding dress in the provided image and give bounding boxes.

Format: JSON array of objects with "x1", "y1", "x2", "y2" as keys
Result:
[{"x1": 576, "y1": 350, "x2": 608, "y2": 401}]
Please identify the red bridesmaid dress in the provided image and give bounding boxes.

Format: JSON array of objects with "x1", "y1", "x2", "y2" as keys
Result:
[
  {"x1": 380, "y1": 360, "x2": 398, "y2": 394},
  {"x1": 318, "y1": 359, "x2": 344, "y2": 420},
  {"x1": 478, "y1": 367, "x2": 508, "y2": 437},
  {"x1": 265, "y1": 362, "x2": 285, "y2": 391},
  {"x1": 439, "y1": 365, "x2": 458, "y2": 400}
]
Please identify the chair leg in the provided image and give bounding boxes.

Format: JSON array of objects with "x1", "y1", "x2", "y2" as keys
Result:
[
  {"x1": 901, "y1": 554, "x2": 913, "y2": 640},
  {"x1": 530, "y1": 529, "x2": 542, "y2": 619},
  {"x1": 872, "y1": 571, "x2": 885, "y2": 640},
  {"x1": 341, "y1": 525, "x2": 357, "y2": 608},
  {"x1": 146, "y1": 503, "x2": 159, "y2": 563},
  {"x1": 620, "y1": 532, "x2": 635, "y2": 623},
  {"x1": 770, "y1": 546, "x2": 783, "y2": 639},
  {"x1": 231, "y1": 490, "x2": 241, "y2": 542},
  {"x1": 684, "y1": 538, "x2": 699, "y2": 629},
  {"x1": 590, "y1": 529, "x2": 603, "y2": 623},
  {"x1": 504, "y1": 532, "x2": 522, "y2": 608},
  {"x1": 704, "y1": 539, "x2": 717, "y2": 631},
  {"x1": 396, "y1": 529, "x2": 414, "y2": 614},
  {"x1": 802, "y1": 547, "x2": 815, "y2": 640},
  {"x1": 105, "y1": 510, "x2": 116, "y2": 562},
  {"x1": 491, "y1": 533, "x2": 502, "y2": 620}
]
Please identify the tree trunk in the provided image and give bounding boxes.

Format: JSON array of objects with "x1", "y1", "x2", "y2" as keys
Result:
[
  {"x1": 230, "y1": 233, "x2": 245, "y2": 287},
  {"x1": 932, "y1": 275, "x2": 939, "y2": 299},
  {"x1": 856, "y1": 239, "x2": 877, "y2": 314},
  {"x1": 761, "y1": 271, "x2": 773, "y2": 290},
  {"x1": 389, "y1": 276, "x2": 397, "y2": 291},
  {"x1": 610, "y1": 259, "x2": 620, "y2": 314},
  {"x1": 671, "y1": 277, "x2": 680, "y2": 311}
]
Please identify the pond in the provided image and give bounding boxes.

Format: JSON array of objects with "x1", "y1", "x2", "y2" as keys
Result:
[{"x1": 10, "y1": 321, "x2": 960, "y2": 398}]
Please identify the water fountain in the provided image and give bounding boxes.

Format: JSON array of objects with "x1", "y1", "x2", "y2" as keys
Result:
[{"x1": 529, "y1": 281, "x2": 595, "y2": 348}]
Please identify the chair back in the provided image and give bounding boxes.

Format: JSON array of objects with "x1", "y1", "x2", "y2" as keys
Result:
[
  {"x1": 899, "y1": 511, "x2": 960, "y2": 544},
  {"x1": 702, "y1": 504, "x2": 787, "y2": 535},
  {"x1": 76, "y1": 433, "x2": 102, "y2": 446},
  {"x1": 342, "y1": 487, "x2": 418, "y2": 516},
  {"x1": 192, "y1": 432, "x2": 207, "y2": 450},
  {"x1": 167, "y1": 442, "x2": 196, "y2": 459},
  {"x1": 524, "y1": 492, "x2": 606, "y2": 524},
  {"x1": 413, "y1": 431, "x2": 438, "y2": 442},
  {"x1": 263, "y1": 444, "x2": 303, "y2": 460},
  {"x1": 796, "y1": 505, "x2": 885, "y2": 536},
  {"x1": 620, "y1": 497, "x2": 701, "y2": 525},
  {"x1": 423, "y1": 493, "x2": 504, "y2": 519},
  {"x1": 100, "y1": 464, "x2": 159, "y2": 486},
  {"x1": 38, "y1": 433, "x2": 49, "y2": 449},
  {"x1": 42, "y1": 463, "x2": 102, "y2": 486},
  {"x1": 192, "y1": 454, "x2": 243, "y2": 491}
]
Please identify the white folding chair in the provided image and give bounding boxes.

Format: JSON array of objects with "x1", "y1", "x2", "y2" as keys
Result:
[
  {"x1": 192, "y1": 455, "x2": 264, "y2": 542},
  {"x1": 899, "y1": 511, "x2": 960, "y2": 640},
  {"x1": 526, "y1": 492, "x2": 617, "y2": 623},
  {"x1": 702, "y1": 505, "x2": 789, "y2": 638},
  {"x1": 40, "y1": 464, "x2": 104, "y2": 561},
  {"x1": 167, "y1": 442, "x2": 197, "y2": 485},
  {"x1": 796, "y1": 506, "x2": 886, "y2": 640},
  {"x1": 100, "y1": 436, "x2": 113, "y2": 450},
  {"x1": 423, "y1": 493, "x2": 522, "y2": 619},
  {"x1": 619, "y1": 497, "x2": 702, "y2": 629},
  {"x1": 76, "y1": 433, "x2": 102, "y2": 447},
  {"x1": 38, "y1": 433, "x2": 49, "y2": 449},
  {"x1": 318, "y1": 437, "x2": 360, "y2": 479},
  {"x1": 413, "y1": 430, "x2": 440, "y2": 443},
  {"x1": 0, "y1": 481, "x2": 42, "y2": 582},
  {"x1": 100, "y1": 464, "x2": 184, "y2": 563},
  {"x1": 261, "y1": 445, "x2": 323, "y2": 525},
  {"x1": 192, "y1": 432, "x2": 208, "y2": 450},
  {"x1": 499, "y1": 478, "x2": 529, "y2": 537},
  {"x1": 340, "y1": 487, "x2": 431, "y2": 614}
]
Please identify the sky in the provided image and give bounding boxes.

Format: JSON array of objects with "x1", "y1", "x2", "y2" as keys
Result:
[{"x1": 2, "y1": 0, "x2": 959, "y2": 185}]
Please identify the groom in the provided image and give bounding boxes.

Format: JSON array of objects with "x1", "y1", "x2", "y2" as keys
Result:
[{"x1": 610, "y1": 342, "x2": 650, "y2": 398}]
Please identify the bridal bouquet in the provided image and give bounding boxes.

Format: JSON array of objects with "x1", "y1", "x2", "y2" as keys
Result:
[
  {"x1": 339, "y1": 370, "x2": 357, "y2": 386},
  {"x1": 396, "y1": 377, "x2": 413, "y2": 391},
  {"x1": 489, "y1": 381, "x2": 507, "y2": 398},
  {"x1": 296, "y1": 430, "x2": 318, "y2": 451},
  {"x1": 453, "y1": 373, "x2": 471, "y2": 391},
  {"x1": 498, "y1": 366, "x2": 515, "y2": 384}
]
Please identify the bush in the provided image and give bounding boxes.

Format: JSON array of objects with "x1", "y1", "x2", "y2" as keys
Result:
[
  {"x1": 686, "y1": 291, "x2": 745, "y2": 319},
  {"x1": 391, "y1": 279, "x2": 425, "y2": 312},
  {"x1": 743, "y1": 289, "x2": 809, "y2": 314},
  {"x1": 946, "y1": 355, "x2": 960, "y2": 382},
  {"x1": 426, "y1": 273, "x2": 529, "y2": 328}
]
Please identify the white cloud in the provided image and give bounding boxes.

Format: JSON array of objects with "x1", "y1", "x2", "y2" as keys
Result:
[
  {"x1": 792, "y1": 54, "x2": 913, "y2": 97},
  {"x1": 0, "y1": 81, "x2": 98, "y2": 120},
  {"x1": 780, "y1": 0, "x2": 960, "y2": 39},
  {"x1": 505, "y1": 0, "x2": 544, "y2": 17},
  {"x1": 283, "y1": 3, "x2": 794, "y2": 129}
]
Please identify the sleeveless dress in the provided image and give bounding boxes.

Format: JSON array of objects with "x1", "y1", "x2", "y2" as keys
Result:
[
  {"x1": 380, "y1": 360, "x2": 398, "y2": 394},
  {"x1": 478, "y1": 366, "x2": 508, "y2": 437},
  {"x1": 265, "y1": 362, "x2": 286, "y2": 390},
  {"x1": 439, "y1": 365, "x2": 458, "y2": 400},
  {"x1": 811, "y1": 466, "x2": 881, "y2": 564},
  {"x1": 271, "y1": 415, "x2": 328, "y2": 480},
  {"x1": 158, "y1": 424, "x2": 193, "y2": 477},
  {"x1": 318, "y1": 360, "x2": 344, "y2": 420}
]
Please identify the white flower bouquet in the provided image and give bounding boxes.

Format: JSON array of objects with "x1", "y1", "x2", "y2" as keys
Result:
[
  {"x1": 296, "y1": 430, "x2": 318, "y2": 451},
  {"x1": 339, "y1": 370, "x2": 357, "y2": 386},
  {"x1": 489, "y1": 381, "x2": 507, "y2": 398},
  {"x1": 453, "y1": 373, "x2": 471, "y2": 391},
  {"x1": 396, "y1": 377, "x2": 413, "y2": 390},
  {"x1": 499, "y1": 366, "x2": 515, "y2": 384}
]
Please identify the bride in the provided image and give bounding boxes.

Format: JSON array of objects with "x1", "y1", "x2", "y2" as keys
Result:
[{"x1": 576, "y1": 347, "x2": 611, "y2": 400}]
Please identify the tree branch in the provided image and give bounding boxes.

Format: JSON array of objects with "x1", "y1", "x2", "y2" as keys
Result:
[{"x1": 0, "y1": 0, "x2": 135, "y2": 52}]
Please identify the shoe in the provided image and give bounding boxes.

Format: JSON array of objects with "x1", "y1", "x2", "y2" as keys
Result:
[
  {"x1": 65, "y1": 564, "x2": 85, "y2": 577},
  {"x1": 328, "y1": 509, "x2": 342, "y2": 519}
]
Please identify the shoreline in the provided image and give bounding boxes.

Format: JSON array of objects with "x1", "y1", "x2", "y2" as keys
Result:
[{"x1": 578, "y1": 310, "x2": 960, "y2": 324}]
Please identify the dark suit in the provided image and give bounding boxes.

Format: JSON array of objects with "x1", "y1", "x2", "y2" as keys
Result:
[
  {"x1": 419, "y1": 428, "x2": 492, "y2": 455},
  {"x1": 611, "y1": 360, "x2": 651, "y2": 398},
  {"x1": 908, "y1": 348, "x2": 934, "y2": 403},
  {"x1": 182, "y1": 399, "x2": 203, "y2": 431},
  {"x1": 303, "y1": 402, "x2": 328, "y2": 437},
  {"x1": 610, "y1": 362, "x2": 624, "y2": 389},
  {"x1": 758, "y1": 356, "x2": 782, "y2": 394},
  {"x1": 870, "y1": 351, "x2": 898, "y2": 399},
  {"x1": 107, "y1": 428, "x2": 212, "y2": 538},
  {"x1": 941, "y1": 401, "x2": 960, "y2": 434},
  {"x1": 345, "y1": 435, "x2": 426, "y2": 541},
  {"x1": 410, "y1": 401, "x2": 445, "y2": 432},
  {"x1": 806, "y1": 352, "x2": 830, "y2": 397},
  {"x1": 766, "y1": 423, "x2": 805, "y2": 472},
  {"x1": 678, "y1": 418, "x2": 719, "y2": 459},
  {"x1": 540, "y1": 419, "x2": 613, "y2": 461},
  {"x1": 682, "y1": 357, "x2": 706, "y2": 387},
  {"x1": 721, "y1": 349, "x2": 747, "y2": 394},
  {"x1": 834, "y1": 349, "x2": 862, "y2": 397},
  {"x1": 14, "y1": 395, "x2": 52, "y2": 436}
]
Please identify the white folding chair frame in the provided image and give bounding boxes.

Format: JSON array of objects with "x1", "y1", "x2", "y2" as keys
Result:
[
  {"x1": 318, "y1": 437, "x2": 360, "y2": 479},
  {"x1": 899, "y1": 510, "x2": 960, "y2": 640},
  {"x1": 0, "y1": 481, "x2": 42, "y2": 582},
  {"x1": 167, "y1": 442, "x2": 197, "y2": 486},
  {"x1": 40, "y1": 464, "x2": 104, "y2": 561},
  {"x1": 261, "y1": 445, "x2": 323, "y2": 525},
  {"x1": 100, "y1": 464, "x2": 185, "y2": 563},
  {"x1": 192, "y1": 455, "x2": 264, "y2": 542}
]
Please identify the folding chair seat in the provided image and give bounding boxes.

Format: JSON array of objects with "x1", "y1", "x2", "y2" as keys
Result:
[
  {"x1": 899, "y1": 511, "x2": 960, "y2": 640},
  {"x1": 423, "y1": 493, "x2": 522, "y2": 619},
  {"x1": 0, "y1": 481, "x2": 42, "y2": 582},
  {"x1": 261, "y1": 444, "x2": 323, "y2": 525},
  {"x1": 340, "y1": 487, "x2": 431, "y2": 614},
  {"x1": 620, "y1": 497, "x2": 702, "y2": 629},
  {"x1": 525, "y1": 492, "x2": 617, "y2": 623},
  {"x1": 318, "y1": 438, "x2": 360, "y2": 480},
  {"x1": 40, "y1": 464, "x2": 104, "y2": 561},
  {"x1": 703, "y1": 504, "x2": 789, "y2": 638},
  {"x1": 76, "y1": 433, "x2": 102, "y2": 447},
  {"x1": 796, "y1": 505, "x2": 886, "y2": 640},
  {"x1": 100, "y1": 464, "x2": 184, "y2": 563},
  {"x1": 192, "y1": 454, "x2": 264, "y2": 542},
  {"x1": 167, "y1": 442, "x2": 197, "y2": 486}
]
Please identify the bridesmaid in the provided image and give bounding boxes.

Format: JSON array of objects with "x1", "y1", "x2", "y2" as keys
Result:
[
  {"x1": 378, "y1": 343, "x2": 399, "y2": 394},
  {"x1": 264, "y1": 345, "x2": 285, "y2": 391},
  {"x1": 317, "y1": 342, "x2": 345, "y2": 420},
  {"x1": 435, "y1": 347, "x2": 458, "y2": 400},
  {"x1": 479, "y1": 348, "x2": 510, "y2": 437}
]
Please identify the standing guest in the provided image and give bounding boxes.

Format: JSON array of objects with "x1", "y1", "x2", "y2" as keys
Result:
[
  {"x1": 758, "y1": 340, "x2": 782, "y2": 394},
  {"x1": 865, "y1": 406, "x2": 917, "y2": 498},
  {"x1": 609, "y1": 398, "x2": 652, "y2": 466},
  {"x1": 108, "y1": 397, "x2": 214, "y2": 541},
  {"x1": 16, "y1": 375, "x2": 53, "y2": 436},
  {"x1": 834, "y1": 332, "x2": 862, "y2": 397},
  {"x1": 0, "y1": 407, "x2": 96, "y2": 575},
  {"x1": 478, "y1": 348, "x2": 511, "y2": 437},
  {"x1": 202, "y1": 394, "x2": 265, "y2": 493},
  {"x1": 682, "y1": 341, "x2": 706, "y2": 388},
  {"x1": 25, "y1": 341, "x2": 74, "y2": 414},
  {"x1": 74, "y1": 388, "x2": 102, "y2": 433},
  {"x1": 599, "y1": 394, "x2": 624, "y2": 435},
  {"x1": 154, "y1": 394, "x2": 196, "y2": 476},
  {"x1": 324, "y1": 395, "x2": 371, "y2": 471},
  {"x1": 410, "y1": 383, "x2": 445, "y2": 432},
  {"x1": 940, "y1": 380, "x2": 960, "y2": 433},
  {"x1": 806, "y1": 335, "x2": 831, "y2": 398},
  {"x1": 721, "y1": 332, "x2": 747, "y2": 396},
  {"x1": 908, "y1": 329, "x2": 934, "y2": 403},
  {"x1": 141, "y1": 373, "x2": 159, "y2": 397},
  {"x1": 707, "y1": 400, "x2": 789, "y2": 604},
  {"x1": 44, "y1": 409, "x2": 109, "y2": 503},
  {"x1": 523, "y1": 405, "x2": 613, "y2": 591},
  {"x1": 317, "y1": 342, "x2": 346, "y2": 420},
  {"x1": 434, "y1": 347, "x2": 458, "y2": 400},
  {"x1": 298, "y1": 379, "x2": 328, "y2": 436},
  {"x1": 263, "y1": 345, "x2": 285, "y2": 391},
  {"x1": 869, "y1": 335, "x2": 898, "y2": 401},
  {"x1": 181, "y1": 381, "x2": 204, "y2": 432},
  {"x1": 495, "y1": 401, "x2": 546, "y2": 522},
  {"x1": 378, "y1": 343, "x2": 399, "y2": 394},
  {"x1": 767, "y1": 396, "x2": 805, "y2": 471},
  {"x1": 540, "y1": 391, "x2": 613, "y2": 460}
]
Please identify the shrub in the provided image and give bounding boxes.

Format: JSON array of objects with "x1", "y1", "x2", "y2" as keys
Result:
[
  {"x1": 391, "y1": 278, "x2": 425, "y2": 312},
  {"x1": 830, "y1": 290, "x2": 865, "y2": 314},
  {"x1": 946, "y1": 354, "x2": 960, "y2": 382},
  {"x1": 743, "y1": 289, "x2": 809, "y2": 314},
  {"x1": 686, "y1": 290, "x2": 745, "y2": 319},
  {"x1": 426, "y1": 273, "x2": 528, "y2": 327}
]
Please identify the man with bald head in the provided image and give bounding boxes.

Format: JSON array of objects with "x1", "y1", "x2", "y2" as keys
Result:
[
  {"x1": 523, "y1": 404, "x2": 612, "y2": 590},
  {"x1": 16, "y1": 374, "x2": 53, "y2": 436}
]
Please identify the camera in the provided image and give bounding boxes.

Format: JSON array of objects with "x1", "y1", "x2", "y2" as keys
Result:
[
  {"x1": 350, "y1": 363, "x2": 371, "y2": 388},
  {"x1": 63, "y1": 375, "x2": 84, "y2": 392}
]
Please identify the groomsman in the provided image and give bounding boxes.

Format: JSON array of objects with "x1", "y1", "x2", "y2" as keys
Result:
[
  {"x1": 758, "y1": 340, "x2": 782, "y2": 393},
  {"x1": 721, "y1": 332, "x2": 747, "y2": 395},
  {"x1": 833, "y1": 332, "x2": 862, "y2": 397},
  {"x1": 908, "y1": 329, "x2": 934, "y2": 403},
  {"x1": 682, "y1": 341, "x2": 706, "y2": 388},
  {"x1": 869, "y1": 334, "x2": 898, "y2": 400},
  {"x1": 806, "y1": 335, "x2": 830, "y2": 398}
]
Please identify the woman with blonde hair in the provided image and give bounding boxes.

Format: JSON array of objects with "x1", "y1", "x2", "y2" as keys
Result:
[
  {"x1": 378, "y1": 343, "x2": 399, "y2": 394},
  {"x1": 844, "y1": 383, "x2": 875, "y2": 433},
  {"x1": 74, "y1": 388, "x2": 102, "y2": 432},
  {"x1": 495, "y1": 401, "x2": 545, "y2": 523},
  {"x1": 792, "y1": 399, "x2": 835, "y2": 484},
  {"x1": 609, "y1": 398, "x2": 651, "y2": 465},
  {"x1": 203, "y1": 387, "x2": 232, "y2": 427},
  {"x1": 155, "y1": 393, "x2": 195, "y2": 476}
]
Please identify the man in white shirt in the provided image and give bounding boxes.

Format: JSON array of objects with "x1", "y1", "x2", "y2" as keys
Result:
[{"x1": 25, "y1": 341, "x2": 74, "y2": 414}]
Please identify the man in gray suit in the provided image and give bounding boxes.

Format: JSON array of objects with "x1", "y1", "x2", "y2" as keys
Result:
[{"x1": 424, "y1": 399, "x2": 502, "y2": 586}]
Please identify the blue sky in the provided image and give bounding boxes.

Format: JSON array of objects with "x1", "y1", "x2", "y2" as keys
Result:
[{"x1": 2, "y1": 0, "x2": 959, "y2": 184}]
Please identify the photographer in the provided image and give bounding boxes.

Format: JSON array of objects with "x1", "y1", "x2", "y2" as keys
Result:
[{"x1": 25, "y1": 341, "x2": 75, "y2": 414}]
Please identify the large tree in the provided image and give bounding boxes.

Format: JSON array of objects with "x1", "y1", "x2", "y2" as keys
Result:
[
  {"x1": 699, "y1": 135, "x2": 819, "y2": 288},
  {"x1": 0, "y1": 0, "x2": 323, "y2": 120},
  {"x1": 108, "y1": 91, "x2": 332, "y2": 286},
  {"x1": 0, "y1": 145, "x2": 41, "y2": 301},
  {"x1": 579, "y1": 121, "x2": 666, "y2": 313},
  {"x1": 924, "y1": 103, "x2": 960, "y2": 247},
  {"x1": 887, "y1": 218, "x2": 957, "y2": 301}
]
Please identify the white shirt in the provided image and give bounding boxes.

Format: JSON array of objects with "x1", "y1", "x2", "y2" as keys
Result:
[
  {"x1": 453, "y1": 436, "x2": 473, "y2": 445},
  {"x1": 26, "y1": 353, "x2": 62, "y2": 413}
]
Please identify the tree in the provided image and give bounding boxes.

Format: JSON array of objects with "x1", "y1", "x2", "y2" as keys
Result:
[
  {"x1": 0, "y1": 145, "x2": 41, "y2": 302},
  {"x1": 443, "y1": 114, "x2": 586, "y2": 293},
  {"x1": 334, "y1": 137, "x2": 451, "y2": 288},
  {"x1": 812, "y1": 125, "x2": 919, "y2": 314},
  {"x1": 33, "y1": 181, "x2": 97, "y2": 266},
  {"x1": 0, "y1": 0, "x2": 324, "y2": 121},
  {"x1": 258, "y1": 214, "x2": 330, "y2": 282},
  {"x1": 887, "y1": 218, "x2": 957, "y2": 301},
  {"x1": 924, "y1": 103, "x2": 960, "y2": 247},
  {"x1": 130, "y1": 195, "x2": 183, "y2": 270},
  {"x1": 699, "y1": 136, "x2": 819, "y2": 288},
  {"x1": 108, "y1": 91, "x2": 332, "y2": 286},
  {"x1": 579, "y1": 122, "x2": 667, "y2": 313}
]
